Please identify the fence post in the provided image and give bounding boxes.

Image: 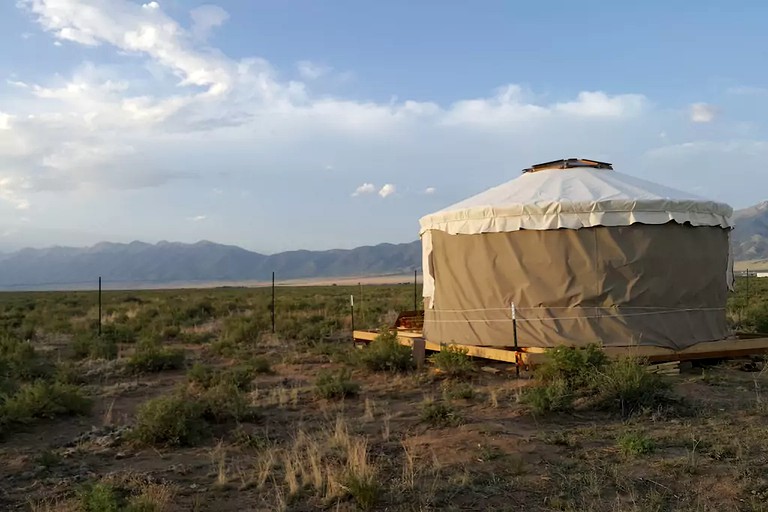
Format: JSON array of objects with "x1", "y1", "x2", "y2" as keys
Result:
[
  {"x1": 414, "y1": 269, "x2": 418, "y2": 311},
  {"x1": 271, "y1": 271, "x2": 275, "y2": 334},
  {"x1": 98, "y1": 276, "x2": 102, "y2": 337},
  {"x1": 350, "y1": 295, "x2": 355, "y2": 339},
  {"x1": 512, "y1": 302, "x2": 519, "y2": 377}
]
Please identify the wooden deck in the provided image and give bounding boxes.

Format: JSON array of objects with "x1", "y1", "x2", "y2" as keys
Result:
[{"x1": 352, "y1": 329, "x2": 768, "y2": 365}]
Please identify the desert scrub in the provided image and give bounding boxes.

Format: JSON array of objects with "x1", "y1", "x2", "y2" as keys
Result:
[
  {"x1": 522, "y1": 347, "x2": 672, "y2": 417},
  {"x1": 441, "y1": 381, "x2": 476, "y2": 400},
  {"x1": 535, "y1": 343, "x2": 608, "y2": 390},
  {"x1": 0, "y1": 380, "x2": 92, "y2": 431},
  {"x1": 521, "y1": 378, "x2": 573, "y2": 414},
  {"x1": 78, "y1": 482, "x2": 121, "y2": 512},
  {"x1": 187, "y1": 360, "x2": 268, "y2": 391},
  {"x1": 358, "y1": 329, "x2": 414, "y2": 372},
  {"x1": 200, "y1": 383, "x2": 258, "y2": 423},
  {"x1": 315, "y1": 368, "x2": 360, "y2": 400},
  {"x1": 0, "y1": 335, "x2": 54, "y2": 382},
  {"x1": 72, "y1": 335, "x2": 119, "y2": 360},
  {"x1": 429, "y1": 344, "x2": 474, "y2": 378},
  {"x1": 420, "y1": 399, "x2": 462, "y2": 427},
  {"x1": 132, "y1": 393, "x2": 207, "y2": 447},
  {"x1": 596, "y1": 356, "x2": 671, "y2": 416},
  {"x1": 127, "y1": 339, "x2": 185, "y2": 373},
  {"x1": 617, "y1": 431, "x2": 655, "y2": 456}
]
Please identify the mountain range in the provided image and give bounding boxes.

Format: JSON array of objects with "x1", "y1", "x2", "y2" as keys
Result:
[
  {"x1": 0, "y1": 240, "x2": 421, "y2": 290},
  {"x1": 1, "y1": 201, "x2": 767, "y2": 290}
]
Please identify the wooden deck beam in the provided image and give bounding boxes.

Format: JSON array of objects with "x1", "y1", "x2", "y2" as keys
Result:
[{"x1": 352, "y1": 330, "x2": 768, "y2": 365}]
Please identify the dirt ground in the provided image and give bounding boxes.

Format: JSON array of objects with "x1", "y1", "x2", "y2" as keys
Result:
[{"x1": 3, "y1": 335, "x2": 768, "y2": 511}]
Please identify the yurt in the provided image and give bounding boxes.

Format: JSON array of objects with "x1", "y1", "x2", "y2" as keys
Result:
[{"x1": 419, "y1": 159, "x2": 734, "y2": 351}]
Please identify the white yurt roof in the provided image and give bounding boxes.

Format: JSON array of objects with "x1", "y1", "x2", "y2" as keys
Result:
[{"x1": 419, "y1": 166, "x2": 733, "y2": 236}]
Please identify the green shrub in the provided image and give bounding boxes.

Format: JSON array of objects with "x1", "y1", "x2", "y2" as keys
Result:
[
  {"x1": 247, "y1": 356, "x2": 272, "y2": 375},
  {"x1": 186, "y1": 362, "x2": 215, "y2": 388},
  {"x1": 100, "y1": 323, "x2": 137, "y2": 344},
  {"x1": 200, "y1": 383, "x2": 257, "y2": 423},
  {"x1": 596, "y1": 356, "x2": 671, "y2": 416},
  {"x1": 535, "y1": 343, "x2": 608, "y2": 389},
  {"x1": 359, "y1": 329, "x2": 414, "y2": 372},
  {"x1": 1, "y1": 380, "x2": 92, "y2": 426},
  {"x1": 132, "y1": 393, "x2": 207, "y2": 447},
  {"x1": 429, "y1": 344, "x2": 474, "y2": 378},
  {"x1": 343, "y1": 471, "x2": 380, "y2": 510},
  {"x1": 420, "y1": 399, "x2": 461, "y2": 427},
  {"x1": 127, "y1": 341, "x2": 185, "y2": 373},
  {"x1": 72, "y1": 336, "x2": 119, "y2": 360},
  {"x1": 314, "y1": 369, "x2": 360, "y2": 400},
  {"x1": 78, "y1": 482, "x2": 121, "y2": 512},
  {"x1": 186, "y1": 362, "x2": 261, "y2": 391},
  {"x1": 0, "y1": 336, "x2": 54, "y2": 382},
  {"x1": 441, "y1": 381, "x2": 476, "y2": 400},
  {"x1": 618, "y1": 431, "x2": 655, "y2": 456},
  {"x1": 521, "y1": 379, "x2": 573, "y2": 414}
]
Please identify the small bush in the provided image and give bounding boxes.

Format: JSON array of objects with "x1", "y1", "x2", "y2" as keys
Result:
[
  {"x1": 535, "y1": 343, "x2": 608, "y2": 389},
  {"x1": 618, "y1": 431, "x2": 655, "y2": 457},
  {"x1": 521, "y1": 379, "x2": 572, "y2": 414},
  {"x1": 248, "y1": 356, "x2": 272, "y2": 375},
  {"x1": 100, "y1": 324, "x2": 137, "y2": 344},
  {"x1": 78, "y1": 482, "x2": 121, "y2": 512},
  {"x1": 127, "y1": 341, "x2": 185, "y2": 373},
  {"x1": 441, "y1": 381, "x2": 476, "y2": 400},
  {"x1": 200, "y1": 383, "x2": 257, "y2": 423},
  {"x1": 420, "y1": 399, "x2": 461, "y2": 427},
  {"x1": 429, "y1": 344, "x2": 474, "y2": 378},
  {"x1": 0, "y1": 336, "x2": 54, "y2": 381},
  {"x1": 132, "y1": 393, "x2": 207, "y2": 447},
  {"x1": 315, "y1": 369, "x2": 360, "y2": 400},
  {"x1": 187, "y1": 361, "x2": 262, "y2": 391},
  {"x1": 186, "y1": 362, "x2": 215, "y2": 388},
  {"x1": 359, "y1": 329, "x2": 414, "y2": 373},
  {"x1": 72, "y1": 336, "x2": 119, "y2": 360},
  {"x1": 1, "y1": 381, "x2": 92, "y2": 426},
  {"x1": 596, "y1": 356, "x2": 671, "y2": 416},
  {"x1": 343, "y1": 471, "x2": 380, "y2": 510}
]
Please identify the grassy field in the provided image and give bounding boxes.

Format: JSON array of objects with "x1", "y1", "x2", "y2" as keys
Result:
[{"x1": 1, "y1": 281, "x2": 768, "y2": 511}]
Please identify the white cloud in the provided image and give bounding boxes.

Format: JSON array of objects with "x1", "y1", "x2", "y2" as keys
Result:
[
  {"x1": 690, "y1": 103, "x2": 716, "y2": 123},
  {"x1": 5, "y1": 0, "x2": 764, "y2": 238},
  {"x1": 189, "y1": 215, "x2": 207, "y2": 222},
  {"x1": 352, "y1": 183, "x2": 375, "y2": 196},
  {"x1": 0, "y1": 178, "x2": 31, "y2": 210},
  {"x1": 378, "y1": 184, "x2": 396, "y2": 198},
  {"x1": 297, "y1": 61, "x2": 330, "y2": 80},
  {"x1": 554, "y1": 91, "x2": 646, "y2": 117},
  {"x1": 726, "y1": 86, "x2": 768, "y2": 96},
  {"x1": 190, "y1": 4, "x2": 229, "y2": 41},
  {"x1": 0, "y1": 112, "x2": 12, "y2": 130}
]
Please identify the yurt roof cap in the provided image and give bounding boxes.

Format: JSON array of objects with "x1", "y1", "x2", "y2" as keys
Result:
[
  {"x1": 522, "y1": 158, "x2": 613, "y2": 173},
  {"x1": 418, "y1": 159, "x2": 733, "y2": 236}
]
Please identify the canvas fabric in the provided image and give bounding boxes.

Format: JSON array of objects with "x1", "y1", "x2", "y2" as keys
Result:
[{"x1": 423, "y1": 224, "x2": 730, "y2": 349}]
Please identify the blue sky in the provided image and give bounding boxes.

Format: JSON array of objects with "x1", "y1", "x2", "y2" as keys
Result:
[{"x1": 1, "y1": 0, "x2": 767, "y2": 253}]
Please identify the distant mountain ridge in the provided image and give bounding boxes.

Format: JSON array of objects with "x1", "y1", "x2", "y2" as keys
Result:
[
  {"x1": 1, "y1": 200, "x2": 765, "y2": 290},
  {"x1": 732, "y1": 201, "x2": 768, "y2": 261},
  {"x1": 0, "y1": 240, "x2": 421, "y2": 290}
]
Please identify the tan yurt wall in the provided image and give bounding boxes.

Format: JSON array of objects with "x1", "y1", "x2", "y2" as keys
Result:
[{"x1": 423, "y1": 223, "x2": 730, "y2": 349}]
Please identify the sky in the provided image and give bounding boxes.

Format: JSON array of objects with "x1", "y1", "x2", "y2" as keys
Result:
[{"x1": 1, "y1": 0, "x2": 768, "y2": 253}]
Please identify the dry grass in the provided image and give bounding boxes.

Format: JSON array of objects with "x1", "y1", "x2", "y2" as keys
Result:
[{"x1": 4, "y1": 284, "x2": 768, "y2": 511}]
